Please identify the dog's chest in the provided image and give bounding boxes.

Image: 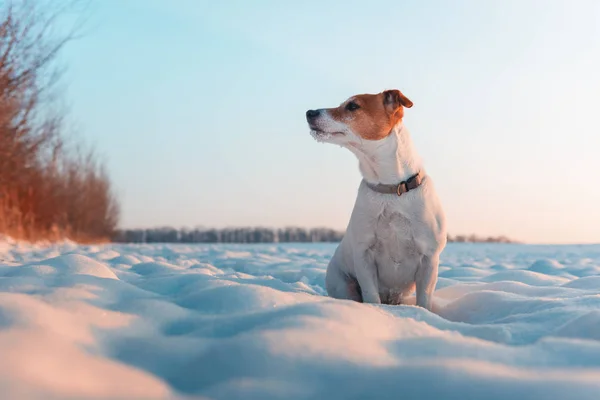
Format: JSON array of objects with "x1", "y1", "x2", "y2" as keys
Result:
[
  {"x1": 370, "y1": 204, "x2": 426, "y2": 283},
  {"x1": 374, "y1": 206, "x2": 422, "y2": 257}
]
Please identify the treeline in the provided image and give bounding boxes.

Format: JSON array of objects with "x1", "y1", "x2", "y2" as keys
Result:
[
  {"x1": 0, "y1": 2, "x2": 119, "y2": 242},
  {"x1": 113, "y1": 227, "x2": 516, "y2": 244},
  {"x1": 447, "y1": 234, "x2": 515, "y2": 244},
  {"x1": 113, "y1": 227, "x2": 345, "y2": 244}
]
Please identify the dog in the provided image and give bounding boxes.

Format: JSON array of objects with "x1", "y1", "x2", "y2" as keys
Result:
[{"x1": 306, "y1": 89, "x2": 446, "y2": 310}]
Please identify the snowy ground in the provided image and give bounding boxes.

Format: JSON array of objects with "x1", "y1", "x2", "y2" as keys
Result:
[{"x1": 2, "y1": 241, "x2": 600, "y2": 399}]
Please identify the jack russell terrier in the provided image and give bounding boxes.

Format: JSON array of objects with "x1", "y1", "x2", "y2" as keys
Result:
[{"x1": 306, "y1": 89, "x2": 446, "y2": 310}]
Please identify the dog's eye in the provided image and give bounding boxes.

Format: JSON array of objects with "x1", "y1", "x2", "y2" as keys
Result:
[{"x1": 345, "y1": 102, "x2": 360, "y2": 111}]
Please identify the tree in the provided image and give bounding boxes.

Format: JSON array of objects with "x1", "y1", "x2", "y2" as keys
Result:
[{"x1": 0, "y1": 1, "x2": 120, "y2": 241}]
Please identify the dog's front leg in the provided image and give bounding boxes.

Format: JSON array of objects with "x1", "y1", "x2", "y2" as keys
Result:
[
  {"x1": 353, "y1": 247, "x2": 381, "y2": 304},
  {"x1": 415, "y1": 254, "x2": 439, "y2": 311}
]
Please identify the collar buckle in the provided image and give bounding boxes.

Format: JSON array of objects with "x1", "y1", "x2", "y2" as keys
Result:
[{"x1": 396, "y1": 181, "x2": 408, "y2": 196}]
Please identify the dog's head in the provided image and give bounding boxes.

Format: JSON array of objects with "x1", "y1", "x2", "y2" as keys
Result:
[{"x1": 306, "y1": 89, "x2": 413, "y2": 145}]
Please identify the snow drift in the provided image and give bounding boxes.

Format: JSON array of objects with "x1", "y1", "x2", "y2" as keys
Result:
[{"x1": 1, "y1": 240, "x2": 600, "y2": 399}]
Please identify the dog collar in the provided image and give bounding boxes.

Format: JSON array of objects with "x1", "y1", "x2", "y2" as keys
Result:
[{"x1": 364, "y1": 171, "x2": 424, "y2": 196}]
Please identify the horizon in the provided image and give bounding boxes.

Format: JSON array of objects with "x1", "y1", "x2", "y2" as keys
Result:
[
  {"x1": 111, "y1": 225, "x2": 559, "y2": 245},
  {"x1": 57, "y1": 0, "x2": 600, "y2": 245}
]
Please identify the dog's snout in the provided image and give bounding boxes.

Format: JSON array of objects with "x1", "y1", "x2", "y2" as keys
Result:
[{"x1": 306, "y1": 109, "x2": 320, "y2": 120}]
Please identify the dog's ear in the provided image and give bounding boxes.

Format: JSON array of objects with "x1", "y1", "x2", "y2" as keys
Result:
[{"x1": 383, "y1": 89, "x2": 413, "y2": 111}]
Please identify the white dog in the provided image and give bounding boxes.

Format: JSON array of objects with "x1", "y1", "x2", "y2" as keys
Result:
[{"x1": 306, "y1": 89, "x2": 446, "y2": 310}]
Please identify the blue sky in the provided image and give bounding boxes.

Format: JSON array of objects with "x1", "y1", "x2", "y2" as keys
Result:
[{"x1": 59, "y1": 0, "x2": 600, "y2": 243}]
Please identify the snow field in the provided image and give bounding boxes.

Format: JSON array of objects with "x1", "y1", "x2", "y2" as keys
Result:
[{"x1": 2, "y1": 240, "x2": 600, "y2": 399}]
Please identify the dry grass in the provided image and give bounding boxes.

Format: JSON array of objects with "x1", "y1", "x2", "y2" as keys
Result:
[{"x1": 0, "y1": 1, "x2": 119, "y2": 243}]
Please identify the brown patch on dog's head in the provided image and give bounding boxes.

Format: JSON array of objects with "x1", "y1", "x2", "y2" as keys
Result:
[{"x1": 325, "y1": 89, "x2": 413, "y2": 141}]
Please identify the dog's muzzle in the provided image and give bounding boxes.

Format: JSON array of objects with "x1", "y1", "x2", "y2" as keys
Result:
[{"x1": 306, "y1": 109, "x2": 321, "y2": 123}]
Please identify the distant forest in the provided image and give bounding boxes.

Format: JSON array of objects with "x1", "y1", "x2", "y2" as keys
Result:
[{"x1": 113, "y1": 227, "x2": 516, "y2": 244}]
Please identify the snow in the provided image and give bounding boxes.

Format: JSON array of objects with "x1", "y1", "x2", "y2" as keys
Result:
[{"x1": 2, "y1": 241, "x2": 600, "y2": 399}]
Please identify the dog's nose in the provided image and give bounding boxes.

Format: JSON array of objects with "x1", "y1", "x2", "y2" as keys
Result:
[{"x1": 306, "y1": 109, "x2": 320, "y2": 120}]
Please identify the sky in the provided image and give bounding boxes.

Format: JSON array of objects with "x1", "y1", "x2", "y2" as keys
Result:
[{"x1": 57, "y1": 0, "x2": 600, "y2": 244}]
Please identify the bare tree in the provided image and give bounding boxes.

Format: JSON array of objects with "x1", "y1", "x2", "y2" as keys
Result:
[{"x1": 0, "y1": 0, "x2": 120, "y2": 242}]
